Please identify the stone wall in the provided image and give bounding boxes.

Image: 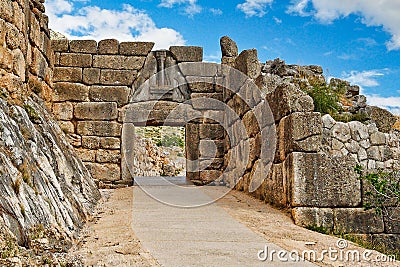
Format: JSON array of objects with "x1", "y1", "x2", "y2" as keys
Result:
[
  {"x1": 51, "y1": 39, "x2": 154, "y2": 185},
  {"x1": 0, "y1": 0, "x2": 53, "y2": 106},
  {"x1": 50, "y1": 40, "x2": 226, "y2": 186},
  {"x1": 0, "y1": 0, "x2": 100, "y2": 252},
  {"x1": 220, "y1": 36, "x2": 399, "y2": 244}
]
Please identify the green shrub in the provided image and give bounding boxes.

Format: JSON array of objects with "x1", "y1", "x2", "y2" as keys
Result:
[
  {"x1": 332, "y1": 112, "x2": 369, "y2": 123},
  {"x1": 24, "y1": 104, "x2": 40, "y2": 122},
  {"x1": 156, "y1": 135, "x2": 184, "y2": 148},
  {"x1": 354, "y1": 165, "x2": 400, "y2": 217},
  {"x1": 305, "y1": 84, "x2": 343, "y2": 115}
]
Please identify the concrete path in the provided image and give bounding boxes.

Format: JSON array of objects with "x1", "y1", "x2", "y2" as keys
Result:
[{"x1": 132, "y1": 177, "x2": 317, "y2": 267}]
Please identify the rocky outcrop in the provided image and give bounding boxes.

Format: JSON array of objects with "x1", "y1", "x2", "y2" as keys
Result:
[{"x1": 0, "y1": 96, "x2": 100, "y2": 247}]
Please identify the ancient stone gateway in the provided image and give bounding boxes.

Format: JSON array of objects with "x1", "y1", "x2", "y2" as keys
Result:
[{"x1": 50, "y1": 38, "x2": 400, "y2": 245}]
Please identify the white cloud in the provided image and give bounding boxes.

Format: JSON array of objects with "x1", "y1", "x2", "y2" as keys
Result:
[
  {"x1": 237, "y1": 0, "x2": 273, "y2": 17},
  {"x1": 159, "y1": 0, "x2": 202, "y2": 17},
  {"x1": 210, "y1": 8, "x2": 223, "y2": 15},
  {"x1": 45, "y1": 0, "x2": 185, "y2": 49},
  {"x1": 273, "y1": 16, "x2": 282, "y2": 24},
  {"x1": 286, "y1": 0, "x2": 312, "y2": 16},
  {"x1": 286, "y1": 0, "x2": 400, "y2": 50},
  {"x1": 365, "y1": 94, "x2": 400, "y2": 115},
  {"x1": 342, "y1": 70, "x2": 385, "y2": 89}
]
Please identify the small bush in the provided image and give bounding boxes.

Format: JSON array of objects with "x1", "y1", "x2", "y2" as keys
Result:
[
  {"x1": 305, "y1": 84, "x2": 343, "y2": 115},
  {"x1": 156, "y1": 135, "x2": 184, "y2": 148},
  {"x1": 354, "y1": 165, "x2": 400, "y2": 218},
  {"x1": 332, "y1": 113, "x2": 370, "y2": 123},
  {"x1": 23, "y1": 104, "x2": 40, "y2": 122}
]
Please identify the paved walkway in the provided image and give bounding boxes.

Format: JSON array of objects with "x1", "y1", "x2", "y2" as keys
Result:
[{"x1": 132, "y1": 177, "x2": 317, "y2": 266}]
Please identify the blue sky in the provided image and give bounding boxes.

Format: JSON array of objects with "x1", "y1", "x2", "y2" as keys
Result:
[{"x1": 45, "y1": 0, "x2": 400, "y2": 114}]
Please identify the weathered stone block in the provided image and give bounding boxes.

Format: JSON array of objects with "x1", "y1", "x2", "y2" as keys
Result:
[
  {"x1": 83, "y1": 68, "x2": 100, "y2": 85},
  {"x1": 235, "y1": 49, "x2": 261, "y2": 79},
  {"x1": 243, "y1": 111, "x2": 260, "y2": 138},
  {"x1": 265, "y1": 83, "x2": 314, "y2": 122},
  {"x1": 191, "y1": 93, "x2": 224, "y2": 110},
  {"x1": 292, "y1": 207, "x2": 334, "y2": 231},
  {"x1": 334, "y1": 208, "x2": 384, "y2": 234},
  {"x1": 366, "y1": 106, "x2": 397, "y2": 133},
  {"x1": 277, "y1": 113, "x2": 322, "y2": 160},
  {"x1": 263, "y1": 163, "x2": 288, "y2": 207},
  {"x1": 53, "y1": 67, "x2": 82, "y2": 82},
  {"x1": 100, "y1": 69, "x2": 136, "y2": 85},
  {"x1": 67, "y1": 133, "x2": 82, "y2": 147},
  {"x1": 77, "y1": 121, "x2": 122, "y2": 137},
  {"x1": 288, "y1": 152, "x2": 361, "y2": 207},
  {"x1": 199, "y1": 170, "x2": 222, "y2": 184},
  {"x1": 186, "y1": 76, "x2": 215, "y2": 93},
  {"x1": 53, "y1": 102, "x2": 73, "y2": 120},
  {"x1": 30, "y1": 47, "x2": 48, "y2": 79},
  {"x1": 199, "y1": 140, "x2": 224, "y2": 158},
  {"x1": 69, "y1": 40, "x2": 97, "y2": 54},
  {"x1": 84, "y1": 162, "x2": 120, "y2": 182},
  {"x1": 169, "y1": 46, "x2": 203, "y2": 62},
  {"x1": 96, "y1": 149, "x2": 120, "y2": 163},
  {"x1": 75, "y1": 148, "x2": 95, "y2": 162},
  {"x1": 370, "y1": 132, "x2": 386, "y2": 145},
  {"x1": 53, "y1": 82, "x2": 88, "y2": 101},
  {"x1": 93, "y1": 55, "x2": 145, "y2": 70},
  {"x1": 82, "y1": 136, "x2": 100, "y2": 149},
  {"x1": 51, "y1": 39, "x2": 69, "y2": 52},
  {"x1": 220, "y1": 36, "x2": 238, "y2": 57},
  {"x1": 332, "y1": 122, "x2": 351, "y2": 142},
  {"x1": 89, "y1": 85, "x2": 130, "y2": 107},
  {"x1": 199, "y1": 158, "x2": 224, "y2": 170},
  {"x1": 100, "y1": 137, "x2": 120, "y2": 150},
  {"x1": 98, "y1": 39, "x2": 119, "y2": 54},
  {"x1": 60, "y1": 53, "x2": 92, "y2": 67},
  {"x1": 75, "y1": 102, "x2": 118, "y2": 120},
  {"x1": 12, "y1": 49, "x2": 25, "y2": 78},
  {"x1": 199, "y1": 124, "x2": 224, "y2": 140},
  {"x1": 119, "y1": 42, "x2": 154, "y2": 56},
  {"x1": 0, "y1": 46, "x2": 13, "y2": 71},
  {"x1": 384, "y1": 208, "x2": 400, "y2": 234},
  {"x1": 58, "y1": 121, "x2": 74, "y2": 134}
]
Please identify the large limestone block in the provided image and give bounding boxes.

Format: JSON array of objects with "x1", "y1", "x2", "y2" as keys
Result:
[
  {"x1": 53, "y1": 102, "x2": 73, "y2": 120},
  {"x1": 100, "y1": 69, "x2": 136, "y2": 85},
  {"x1": 169, "y1": 46, "x2": 203, "y2": 62},
  {"x1": 365, "y1": 106, "x2": 397, "y2": 133},
  {"x1": 89, "y1": 85, "x2": 130, "y2": 107},
  {"x1": 265, "y1": 83, "x2": 314, "y2": 122},
  {"x1": 53, "y1": 67, "x2": 82, "y2": 82},
  {"x1": 119, "y1": 42, "x2": 154, "y2": 56},
  {"x1": 292, "y1": 207, "x2": 334, "y2": 231},
  {"x1": 277, "y1": 112, "x2": 322, "y2": 160},
  {"x1": 234, "y1": 49, "x2": 261, "y2": 79},
  {"x1": 98, "y1": 39, "x2": 119, "y2": 54},
  {"x1": 74, "y1": 102, "x2": 118, "y2": 120},
  {"x1": 334, "y1": 208, "x2": 384, "y2": 234},
  {"x1": 84, "y1": 162, "x2": 120, "y2": 182},
  {"x1": 93, "y1": 55, "x2": 145, "y2": 70},
  {"x1": 53, "y1": 82, "x2": 88, "y2": 101},
  {"x1": 383, "y1": 208, "x2": 400, "y2": 234},
  {"x1": 59, "y1": 53, "x2": 92, "y2": 67},
  {"x1": 96, "y1": 149, "x2": 120, "y2": 163},
  {"x1": 287, "y1": 152, "x2": 361, "y2": 207},
  {"x1": 77, "y1": 121, "x2": 122, "y2": 137},
  {"x1": 220, "y1": 36, "x2": 238, "y2": 57},
  {"x1": 69, "y1": 40, "x2": 97, "y2": 54}
]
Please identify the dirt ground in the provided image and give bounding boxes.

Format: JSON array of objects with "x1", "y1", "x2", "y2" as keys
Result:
[{"x1": 70, "y1": 187, "x2": 399, "y2": 267}]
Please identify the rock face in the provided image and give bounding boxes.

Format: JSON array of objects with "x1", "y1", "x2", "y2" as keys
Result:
[{"x1": 0, "y1": 97, "x2": 100, "y2": 245}]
